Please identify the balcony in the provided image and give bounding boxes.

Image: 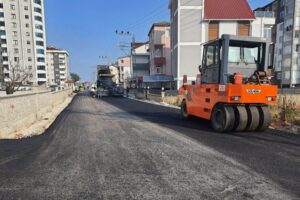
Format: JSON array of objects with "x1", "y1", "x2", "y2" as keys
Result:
[
  {"x1": 154, "y1": 57, "x2": 166, "y2": 65},
  {"x1": 254, "y1": 11, "x2": 275, "y2": 18}
]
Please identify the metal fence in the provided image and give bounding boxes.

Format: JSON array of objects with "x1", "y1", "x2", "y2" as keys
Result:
[{"x1": 278, "y1": 88, "x2": 300, "y2": 94}]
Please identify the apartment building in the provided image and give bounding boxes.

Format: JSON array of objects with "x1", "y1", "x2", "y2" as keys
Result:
[
  {"x1": 169, "y1": 0, "x2": 266, "y2": 88},
  {"x1": 273, "y1": 0, "x2": 300, "y2": 87},
  {"x1": 118, "y1": 56, "x2": 131, "y2": 84},
  {"x1": 148, "y1": 22, "x2": 171, "y2": 76},
  {"x1": 46, "y1": 47, "x2": 70, "y2": 86},
  {"x1": 131, "y1": 42, "x2": 150, "y2": 78},
  {"x1": 0, "y1": 0, "x2": 47, "y2": 86}
]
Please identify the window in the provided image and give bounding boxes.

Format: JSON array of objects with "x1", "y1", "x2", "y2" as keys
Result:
[
  {"x1": 238, "y1": 21, "x2": 250, "y2": 36},
  {"x1": 37, "y1": 57, "x2": 45, "y2": 62},
  {"x1": 10, "y1": 5, "x2": 15, "y2": 10},
  {"x1": 28, "y1": 57, "x2": 32, "y2": 62},
  {"x1": 296, "y1": 44, "x2": 300, "y2": 52},
  {"x1": 27, "y1": 49, "x2": 31, "y2": 53},
  {"x1": 34, "y1": 7, "x2": 42, "y2": 14},
  {"x1": 37, "y1": 66, "x2": 45, "y2": 70},
  {"x1": 264, "y1": 27, "x2": 272, "y2": 39},
  {"x1": 36, "y1": 41, "x2": 44, "y2": 46},
  {"x1": 35, "y1": 24, "x2": 43, "y2": 30},
  {"x1": 38, "y1": 74, "x2": 46, "y2": 78},
  {"x1": 12, "y1": 22, "x2": 17, "y2": 28},
  {"x1": 27, "y1": 40, "x2": 31, "y2": 45},
  {"x1": 0, "y1": 30, "x2": 6, "y2": 35},
  {"x1": 34, "y1": 0, "x2": 42, "y2": 5},
  {"x1": 14, "y1": 48, "x2": 19, "y2": 53},
  {"x1": 34, "y1": 16, "x2": 42, "y2": 22},
  {"x1": 0, "y1": 12, "x2": 4, "y2": 17},
  {"x1": 14, "y1": 57, "x2": 19, "y2": 62},
  {"x1": 295, "y1": 30, "x2": 300, "y2": 38},
  {"x1": 25, "y1": 23, "x2": 30, "y2": 28},
  {"x1": 26, "y1": 32, "x2": 30, "y2": 36},
  {"x1": 156, "y1": 66, "x2": 161, "y2": 74},
  {"x1": 208, "y1": 21, "x2": 219, "y2": 41},
  {"x1": 24, "y1": 6, "x2": 29, "y2": 11},
  {"x1": 206, "y1": 45, "x2": 215, "y2": 66},
  {"x1": 25, "y1": 15, "x2": 29, "y2": 19},
  {"x1": 35, "y1": 32, "x2": 43, "y2": 38},
  {"x1": 13, "y1": 31, "x2": 17, "y2": 36},
  {"x1": 13, "y1": 40, "x2": 18, "y2": 45},
  {"x1": 12, "y1": 14, "x2": 16, "y2": 19},
  {"x1": 36, "y1": 49, "x2": 45, "y2": 54}
]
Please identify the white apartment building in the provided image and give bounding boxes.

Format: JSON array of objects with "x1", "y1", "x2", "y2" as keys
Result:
[
  {"x1": 169, "y1": 0, "x2": 275, "y2": 88},
  {"x1": 46, "y1": 47, "x2": 70, "y2": 86},
  {"x1": 0, "y1": 0, "x2": 47, "y2": 86},
  {"x1": 274, "y1": 0, "x2": 300, "y2": 87}
]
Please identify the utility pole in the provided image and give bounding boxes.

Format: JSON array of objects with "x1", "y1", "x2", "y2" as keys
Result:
[{"x1": 115, "y1": 30, "x2": 136, "y2": 81}]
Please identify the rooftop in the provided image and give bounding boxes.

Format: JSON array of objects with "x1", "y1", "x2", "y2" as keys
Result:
[{"x1": 204, "y1": 0, "x2": 255, "y2": 20}]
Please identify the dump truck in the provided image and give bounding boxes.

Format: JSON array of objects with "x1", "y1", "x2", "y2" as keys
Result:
[
  {"x1": 179, "y1": 35, "x2": 278, "y2": 133},
  {"x1": 97, "y1": 65, "x2": 124, "y2": 97}
]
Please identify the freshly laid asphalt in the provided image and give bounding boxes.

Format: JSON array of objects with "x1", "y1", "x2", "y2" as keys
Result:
[{"x1": 0, "y1": 92, "x2": 299, "y2": 199}]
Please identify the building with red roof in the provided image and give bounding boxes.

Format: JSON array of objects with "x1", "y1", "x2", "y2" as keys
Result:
[{"x1": 168, "y1": 0, "x2": 275, "y2": 88}]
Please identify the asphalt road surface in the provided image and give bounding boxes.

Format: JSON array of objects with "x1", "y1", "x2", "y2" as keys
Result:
[{"x1": 0, "y1": 92, "x2": 299, "y2": 200}]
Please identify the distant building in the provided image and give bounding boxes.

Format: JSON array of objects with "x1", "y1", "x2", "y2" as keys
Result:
[
  {"x1": 273, "y1": 0, "x2": 300, "y2": 87},
  {"x1": 148, "y1": 22, "x2": 171, "y2": 76},
  {"x1": 131, "y1": 42, "x2": 150, "y2": 79},
  {"x1": 0, "y1": 0, "x2": 47, "y2": 86},
  {"x1": 118, "y1": 56, "x2": 131, "y2": 85},
  {"x1": 169, "y1": 0, "x2": 270, "y2": 88},
  {"x1": 46, "y1": 47, "x2": 70, "y2": 86}
]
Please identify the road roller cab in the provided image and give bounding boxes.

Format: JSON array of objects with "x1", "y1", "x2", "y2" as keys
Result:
[{"x1": 179, "y1": 34, "x2": 278, "y2": 133}]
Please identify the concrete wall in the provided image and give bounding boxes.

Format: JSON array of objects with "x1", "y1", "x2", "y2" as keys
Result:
[{"x1": 0, "y1": 88, "x2": 72, "y2": 138}]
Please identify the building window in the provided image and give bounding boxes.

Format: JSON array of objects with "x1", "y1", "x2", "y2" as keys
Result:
[
  {"x1": 12, "y1": 22, "x2": 17, "y2": 28},
  {"x1": 36, "y1": 49, "x2": 45, "y2": 54},
  {"x1": 10, "y1": 5, "x2": 15, "y2": 10},
  {"x1": 34, "y1": 16, "x2": 42, "y2": 22},
  {"x1": 37, "y1": 57, "x2": 45, "y2": 62},
  {"x1": 38, "y1": 74, "x2": 46, "y2": 78},
  {"x1": 28, "y1": 57, "x2": 32, "y2": 62},
  {"x1": 24, "y1": 6, "x2": 29, "y2": 11},
  {"x1": 208, "y1": 21, "x2": 219, "y2": 41},
  {"x1": 26, "y1": 32, "x2": 30, "y2": 36},
  {"x1": 11, "y1": 14, "x2": 16, "y2": 19},
  {"x1": 264, "y1": 27, "x2": 272, "y2": 39},
  {"x1": 238, "y1": 21, "x2": 250, "y2": 36},
  {"x1": 13, "y1": 40, "x2": 18, "y2": 45},
  {"x1": 35, "y1": 32, "x2": 43, "y2": 38},
  {"x1": 35, "y1": 24, "x2": 43, "y2": 30},
  {"x1": 13, "y1": 31, "x2": 17, "y2": 36},
  {"x1": 27, "y1": 49, "x2": 31, "y2": 53},
  {"x1": 25, "y1": 15, "x2": 29, "y2": 19},
  {"x1": 14, "y1": 57, "x2": 19, "y2": 62},
  {"x1": 37, "y1": 65, "x2": 45, "y2": 70},
  {"x1": 296, "y1": 44, "x2": 300, "y2": 52},
  {"x1": 14, "y1": 48, "x2": 19, "y2": 53},
  {"x1": 295, "y1": 30, "x2": 300, "y2": 38},
  {"x1": 156, "y1": 66, "x2": 161, "y2": 74},
  {"x1": 25, "y1": 23, "x2": 30, "y2": 28},
  {"x1": 36, "y1": 41, "x2": 44, "y2": 46},
  {"x1": 34, "y1": 7, "x2": 42, "y2": 14},
  {"x1": 27, "y1": 40, "x2": 31, "y2": 45}
]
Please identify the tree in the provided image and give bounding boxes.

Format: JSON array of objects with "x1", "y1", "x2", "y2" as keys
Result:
[
  {"x1": 5, "y1": 61, "x2": 32, "y2": 95},
  {"x1": 71, "y1": 73, "x2": 80, "y2": 82}
]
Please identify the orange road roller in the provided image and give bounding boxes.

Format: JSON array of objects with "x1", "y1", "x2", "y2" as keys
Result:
[{"x1": 179, "y1": 35, "x2": 278, "y2": 133}]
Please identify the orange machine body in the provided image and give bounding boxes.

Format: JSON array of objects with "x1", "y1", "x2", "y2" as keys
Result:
[{"x1": 179, "y1": 83, "x2": 278, "y2": 120}]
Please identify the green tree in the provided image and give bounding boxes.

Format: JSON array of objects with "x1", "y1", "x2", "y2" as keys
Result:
[{"x1": 71, "y1": 73, "x2": 80, "y2": 82}]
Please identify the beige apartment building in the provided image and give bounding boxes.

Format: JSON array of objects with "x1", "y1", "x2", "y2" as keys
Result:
[
  {"x1": 148, "y1": 22, "x2": 171, "y2": 76},
  {"x1": 118, "y1": 56, "x2": 131, "y2": 84}
]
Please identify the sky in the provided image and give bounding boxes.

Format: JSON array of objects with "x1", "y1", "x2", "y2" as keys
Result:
[{"x1": 44, "y1": 0, "x2": 273, "y2": 81}]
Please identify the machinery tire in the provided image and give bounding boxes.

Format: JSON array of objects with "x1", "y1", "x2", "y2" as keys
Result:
[
  {"x1": 257, "y1": 106, "x2": 272, "y2": 132},
  {"x1": 233, "y1": 106, "x2": 248, "y2": 132},
  {"x1": 246, "y1": 106, "x2": 260, "y2": 131},
  {"x1": 211, "y1": 104, "x2": 235, "y2": 133},
  {"x1": 181, "y1": 100, "x2": 190, "y2": 119}
]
